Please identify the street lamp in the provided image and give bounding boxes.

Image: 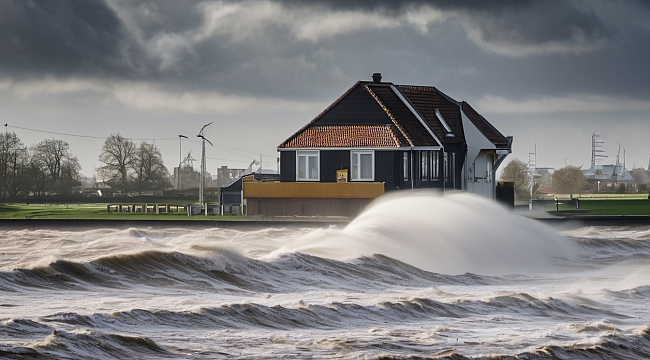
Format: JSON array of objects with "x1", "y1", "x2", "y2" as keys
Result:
[
  {"x1": 177, "y1": 135, "x2": 187, "y2": 190},
  {"x1": 197, "y1": 123, "x2": 213, "y2": 213}
]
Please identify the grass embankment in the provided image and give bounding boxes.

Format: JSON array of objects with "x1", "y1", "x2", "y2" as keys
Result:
[
  {"x1": 541, "y1": 196, "x2": 650, "y2": 216},
  {"x1": 0, "y1": 203, "x2": 245, "y2": 221}
]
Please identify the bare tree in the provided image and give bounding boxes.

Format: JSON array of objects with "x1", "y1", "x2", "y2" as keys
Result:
[
  {"x1": 133, "y1": 142, "x2": 171, "y2": 194},
  {"x1": 26, "y1": 156, "x2": 48, "y2": 197},
  {"x1": 0, "y1": 132, "x2": 29, "y2": 201},
  {"x1": 98, "y1": 134, "x2": 136, "y2": 194},
  {"x1": 500, "y1": 158, "x2": 532, "y2": 198},
  {"x1": 30, "y1": 139, "x2": 81, "y2": 195}
]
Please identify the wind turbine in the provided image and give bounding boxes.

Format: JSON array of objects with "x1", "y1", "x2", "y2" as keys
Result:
[
  {"x1": 182, "y1": 150, "x2": 196, "y2": 168},
  {"x1": 197, "y1": 122, "x2": 213, "y2": 210}
]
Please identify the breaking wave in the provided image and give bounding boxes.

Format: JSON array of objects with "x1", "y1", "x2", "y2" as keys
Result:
[
  {"x1": 2, "y1": 192, "x2": 650, "y2": 359},
  {"x1": 0, "y1": 250, "x2": 499, "y2": 293}
]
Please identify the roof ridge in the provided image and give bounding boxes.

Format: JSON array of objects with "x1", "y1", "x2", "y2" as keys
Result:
[
  {"x1": 460, "y1": 101, "x2": 509, "y2": 145},
  {"x1": 389, "y1": 85, "x2": 443, "y2": 147},
  {"x1": 388, "y1": 124, "x2": 402, "y2": 147},
  {"x1": 398, "y1": 84, "x2": 460, "y2": 105}
]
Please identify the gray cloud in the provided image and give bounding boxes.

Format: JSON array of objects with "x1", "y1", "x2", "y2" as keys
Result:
[
  {"x1": 453, "y1": 1, "x2": 612, "y2": 56},
  {"x1": 2, "y1": 0, "x2": 650, "y2": 176},
  {"x1": 0, "y1": 0, "x2": 147, "y2": 79},
  {"x1": 0, "y1": 0, "x2": 615, "y2": 81},
  {"x1": 278, "y1": 0, "x2": 613, "y2": 55},
  {"x1": 0, "y1": 0, "x2": 647, "y2": 109}
]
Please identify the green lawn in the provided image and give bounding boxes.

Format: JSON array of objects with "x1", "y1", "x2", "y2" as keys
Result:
[
  {"x1": 3, "y1": 197, "x2": 650, "y2": 220},
  {"x1": 544, "y1": 198, "x2": 650, "y2": 216},
  {"x1": 0, "y1": 203, "x2": 245, "y2": 221}
]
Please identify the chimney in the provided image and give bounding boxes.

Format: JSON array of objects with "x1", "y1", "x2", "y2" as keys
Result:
[{"x1": 372, "y1": 73, "x2": 382, "y2": 83}]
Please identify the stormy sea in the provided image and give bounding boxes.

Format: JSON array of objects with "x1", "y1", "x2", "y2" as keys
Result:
[{"x1": 1, "y1": 192, "x2": 649, "y2": 359}]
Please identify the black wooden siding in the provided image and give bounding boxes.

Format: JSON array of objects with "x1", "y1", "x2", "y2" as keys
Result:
[
  {"x1": 319, "y1": 150, "x2": 348, "y2": 182},
  {"x1": 314, "y1": 85, "x2": 393, "y2": 125},
  {"x1": 279, "y1": 148, "x2": 464, "y2": 191},
  {"x1": 280, "y1": 151, "x2": 296, "y2": 182}
]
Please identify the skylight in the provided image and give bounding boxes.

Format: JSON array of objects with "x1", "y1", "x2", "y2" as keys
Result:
[{"x1": 435, "y1": 108, "x2": 454, "y2": 136}]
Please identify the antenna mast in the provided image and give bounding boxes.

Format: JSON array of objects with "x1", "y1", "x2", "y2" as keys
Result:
[{"x1": 591, "y1": 133, "x2": 607, "y2": 169}]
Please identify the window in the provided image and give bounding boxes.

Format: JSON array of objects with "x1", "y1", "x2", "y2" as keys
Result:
[
  {"x1": 420, "y1": 150, "x2": 439, "y2": 181},
  {"x1": 351, "y1": 150, "x2": 374, "y2": 181},
  {"x1": 403, "y1": 152, "x2": 410, "y2": 181},
  {"x1": 444, "y1": 152, "x2": 449, "y2": 182},
  {"x1": 451, "y1": 153, "x2": 456, "y2": 184},
  {"x1": 431, "y1": 151, "x2": 439, "y2": 180},
  {"x1": 486, "y1": 154, "x2": 492, "y2": 183},
  {"x1": 420, "y1": 151, "x2": 429, "y2": 181},
  {"x1": 297, "y1": 150, "x2": 319, "y2": 181},
  {"x1": 443, "y1": 152, "x2": 455, "y2": 183}
]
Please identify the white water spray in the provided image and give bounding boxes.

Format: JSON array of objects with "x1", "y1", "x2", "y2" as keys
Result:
[{"x1": 278, "y1": 191, "x2": 578, "y2": 275}]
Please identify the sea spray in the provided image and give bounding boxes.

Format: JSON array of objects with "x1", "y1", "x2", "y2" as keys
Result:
[{"x1": 274, "y1": 191, "x2": 578, "y2": 275}]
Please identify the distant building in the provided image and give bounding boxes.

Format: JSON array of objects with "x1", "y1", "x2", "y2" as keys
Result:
[
  {"x1": 582, "y1": 132, "x2": 636, "y2": 192},
  {"x1": 630, "y1": 168, "x2": 650, "y2": 191},
  {"x1": 173, "y1": 165, "x2": 201, "y2": 190},
  {"x1": 532, "y1": 167, "x2": 554, "y2": 187},
  {"x1": 78, "y1": 175, "x2": 96, "y2": 189},
  {"x1": 216, "y1": 166, "x2": 247, "y2": 188},
  {"x1": 582, "y1": 164, "x2": 636, "y2": 191}
]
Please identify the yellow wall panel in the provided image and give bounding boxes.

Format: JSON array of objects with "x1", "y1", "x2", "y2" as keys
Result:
[{"x1": 243, "y1": 182, "x2": 384, "y2": 199}]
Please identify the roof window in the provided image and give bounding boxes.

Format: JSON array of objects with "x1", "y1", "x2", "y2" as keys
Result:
[{"x1": 435, "y1": 109, "x2": 455, "y2": 137}]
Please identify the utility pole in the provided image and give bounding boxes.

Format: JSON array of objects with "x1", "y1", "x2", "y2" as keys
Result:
[
  {"x1": 197, "y1": 123, "x2": 213, "y2": 213},
  {"x1": 177, "y1": 135, "x2": 187, "y2": 190},
  {"x1": 528, "y1": 152, "x2": 535, "y2": 211}
]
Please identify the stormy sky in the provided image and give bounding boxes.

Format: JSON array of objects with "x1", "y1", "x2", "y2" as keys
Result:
[{"x1": 2, "y1": 0, "x2": 650, "y2": 176}]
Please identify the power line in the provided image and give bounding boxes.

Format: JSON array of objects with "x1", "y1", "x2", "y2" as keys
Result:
[
  {"x1": 8, "y1": 123, "x2": 278, "y2": 160},
  {"x1": 207, "y1": 156, "x2": 252, "y2": 163},
  {"x1": 7, "y1": 124, "x2": 177, "y2": 141},
  {"x1": 212, "y1": 143, "x2": 277, "y2": 159},
  {"x1": 9, "y1": 124, "x2": 106, "y2": 139}
]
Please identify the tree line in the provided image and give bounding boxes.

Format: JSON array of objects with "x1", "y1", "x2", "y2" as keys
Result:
[
  {"x1": 500, "y1": 158, "x2": 588, "y2": 198},
  {"x1": 0, "y1": 132, "x2": 170, "y2": 201},
  {"x1": 97, "y1": 134, "x2": 171, "y2": 194}
]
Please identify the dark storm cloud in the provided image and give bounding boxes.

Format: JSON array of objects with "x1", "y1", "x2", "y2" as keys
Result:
[
  {"x1": 1, "y1": 0, "x2": 648, "y2": 106},
  {"x1": 281, "y1": 0, "x2": 612, "y2": 51},
  {"x1": 0, "y1": 0, "x2": 614, "y2": 81},
  {"x1": 0, "y1": 0, "x2": 148, "y2": 79},
  {"x1": 454, "y1": 1, "x2": 611, "y2": 54}
]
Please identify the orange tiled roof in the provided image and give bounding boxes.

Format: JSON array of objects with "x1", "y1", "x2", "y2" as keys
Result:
[{"x1": 279, "y1": 124, "x2": 408, "y2": 148}]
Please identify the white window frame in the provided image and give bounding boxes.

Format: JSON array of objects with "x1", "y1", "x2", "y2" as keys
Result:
[
  {"x1": 431, "y1": 150, "x2": 439, "y2": 180},
  {"x1": 420, "y1": 151, "x2": 430, "y2": 181},
  {"x1": 297, "y1": 150, "x2": 320, "y2": 181},
  {"x1": 350, "y1": 150, "x2": 375, "y2": 181},
  {"x1": 444, "y1": 152, "x2": 449, "y2": 182},
  {"x1": 403, "y1": 152, "x2": 410, "y2": 181}
]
